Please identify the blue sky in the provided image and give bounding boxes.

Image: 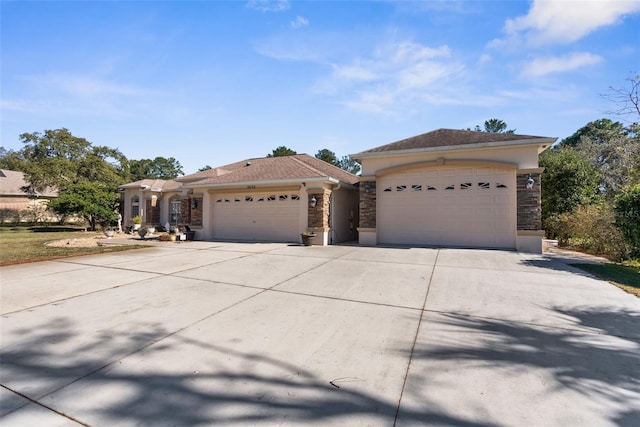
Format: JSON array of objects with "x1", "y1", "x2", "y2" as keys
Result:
[{"x1": 2, "y1": 0, "x2": 639, "y2": 174}]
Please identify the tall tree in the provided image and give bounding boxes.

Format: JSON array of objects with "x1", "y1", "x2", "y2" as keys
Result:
[
  {"x1": 15, "y1": 129, "x2": 128, "y2": 193},
  {"x1": 266, "y1": 146, "x2": 297, "y2": 157},
  {"x1": 467, "y1": 119, "x2": 515, "y2": 133},
  {"x1": 315, "y1": 149, "x2": 339, "y2": 167},
  {"x1": 129, "y1": 156, "x2": 184, "y2": 181},
  {"x1": 559, "y1": 118, "x2": 627, "y2": 148},
  {"x1": 539, "y1": 147, "x2": 601, "y2": 226},
  {"x1": 337, "y1": 156, "x2": 361, "y2": 175},
  {"x1": 11, "y1": 128, "x2": 128, "y2": 230},
  {"x1": 603, "y1": 73, "x2": 640, "y2": 120}
]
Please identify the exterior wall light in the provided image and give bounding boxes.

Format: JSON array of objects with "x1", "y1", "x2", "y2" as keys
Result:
[
  {"x1": 526, "y1": 174, "x2": 535, "y2": 190},
  {"x1": 310, "y1": 196, "x2": 317, "y2": 208},
  {"x1": 364, "y1": 182, "x2": 371, "y2": 193},
  {"x1": 191, "y1": 198, "x2": 198, "y2": 209}
]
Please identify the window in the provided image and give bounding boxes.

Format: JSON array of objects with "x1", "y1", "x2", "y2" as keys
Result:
[
  {"x1": 479, "y1": 182, "x2": 490, "y2": 189},
  {"x1": 383, "y1": 187, "x2": 392, "y2": 192},
  {"x1": 131, "y1": 196, "x2": 139, "y2": 218},
  {"x1": 279, "y1": 195, "x2": 288, "y2": 201},
  {"x1": 267, "y1": 195, "x2": 276, "y2": 201},
  {"x1": 427, "y1": 186, "x2": 437, "y2": 191},
  {"x1": 170, "y1": 199, "x2": 181, "y2": 224},
  {"x1": 396, "y1": 185, "x2": 407, "y2": 192},
  {"x1": 412, "y1": 184, "x2": 422, "y2": 191},
  {"x1": 496, "y1": 183, "x2": 508, "y2": 189},
  {"x1": 291, "y1": 194, "x2": 300, "y2": 200},
  {"x1": 460, "y1": 183, "x2": 472, "y2": 189},
  {"x1": 245, "y1": 196, "x2": 253, "y2": 202},
  {"x1": 445, "y1": 185, "x2": 455, "y2": 190}
]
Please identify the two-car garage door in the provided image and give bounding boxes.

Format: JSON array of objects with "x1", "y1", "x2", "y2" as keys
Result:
[
  {"x1": 378, "y1": 167, "x2": 516, "y2": 248},
  {"x1": 212, "y1": 191, "x2": 301, "y2": 242}
]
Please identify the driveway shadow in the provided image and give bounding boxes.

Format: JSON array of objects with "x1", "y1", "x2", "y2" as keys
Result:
[
  {"x1": 407, "y1": 307, "x2": 640, "y2": 426},
  {"x1": 1, "y1": 317, "x2": 496, "y2": 426}
]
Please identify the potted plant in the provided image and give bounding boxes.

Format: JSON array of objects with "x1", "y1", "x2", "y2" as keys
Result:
[
  {"x1": 300, "y1": 231, "x2": 316, "y2": 246},
  {"x1": 131, "y1": 215, "x2": 142, "y2": 230},
  {"x1": 103, "y1": 229, "x2": 115, "y2": 238}
]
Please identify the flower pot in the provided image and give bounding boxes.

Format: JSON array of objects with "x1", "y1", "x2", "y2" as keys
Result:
[
  {"x1": 301, "y1": 233, "x2": 316, "y2": 246},
  {"x1": 133, "y1": 223, "x2": 141, "y2": 231},
  {"x1": 103, "y1": 230, "x2": 115, "y2": 239},
  {"x1": 138, "y1": 228, "x2": 148, "y2": 239}
]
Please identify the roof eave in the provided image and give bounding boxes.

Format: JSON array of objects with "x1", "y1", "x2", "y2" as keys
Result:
[
  {"x1": 350, "y1": 137, "x2": 558, "y2": 161},
  {"x1": 183, "y1": 176, "x2": 341, "y2": 190}
]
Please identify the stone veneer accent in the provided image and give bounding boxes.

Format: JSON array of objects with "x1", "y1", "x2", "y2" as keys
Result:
[
  {"x1": 190, "y1": 197, "x2": 203, "y2": 226},
  {"x1": 307, "y1": 189, "x2": 331, "y2": 228},
  {"x1": 359, "y1": 180, "x2": 376, "y2": 228},
  {"x1": 517, "y1": 172, "x2": 542, "y2": 230},
  {"x1": 145, "y1": 199, "x2": 161, "y2": 224}
]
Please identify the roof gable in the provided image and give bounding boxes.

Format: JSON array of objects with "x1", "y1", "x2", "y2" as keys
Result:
[{"x1": 352, "y1": 128, "x2": 554, "y2": 158}]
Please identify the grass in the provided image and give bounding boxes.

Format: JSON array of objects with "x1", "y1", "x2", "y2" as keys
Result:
[
  {"x1": 572, "y1": 261, "x2": 640, "y2": 297},
  {"x1": 0, "y1": 226, "x2": 147, "y2": 266}
]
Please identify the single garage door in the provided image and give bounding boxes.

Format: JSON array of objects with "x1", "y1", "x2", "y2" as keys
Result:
[
  {"x1": 212, "y1": 191, "x2": 301, "y2": 242},
  {"x1": 378, "y1": 166, "x2": 516, "y2": 248}
]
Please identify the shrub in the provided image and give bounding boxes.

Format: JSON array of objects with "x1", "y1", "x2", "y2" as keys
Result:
[
  {"x1": 614, "y1": 184, "x2": 640, "y2": 255},
  {"x1": 553, "y1": 204, "x2": 630, "y2": 261}
]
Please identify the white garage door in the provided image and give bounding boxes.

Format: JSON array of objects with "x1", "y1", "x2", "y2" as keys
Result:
[
  {"x1": 378, "y1": 167, "x2": 516, "y2": 248},
  {"x1": 212, "y1": 191, "x2": 301, "y2": 242}
]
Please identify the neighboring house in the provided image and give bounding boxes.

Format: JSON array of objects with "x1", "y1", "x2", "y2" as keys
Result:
[
  {"x1": 350, "y1": 129, "x2": 556, "y2": 253},
  {"x1": 118, "y1": 154, "x2": 360, "y2": 245},
  {"x1": 0, "y1": 169, "x2": 58, "y2": 223}
]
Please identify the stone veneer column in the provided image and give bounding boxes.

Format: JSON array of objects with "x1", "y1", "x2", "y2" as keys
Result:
[
  {"x1": 516, "y1": 169, "x2": 544, "y2": 253},
  {"x1": 358, "y1": 179, "x2": 377, "y2": 245},
  {"x1": 306, "y1": 188, "x2": 331, "y2": 245}
]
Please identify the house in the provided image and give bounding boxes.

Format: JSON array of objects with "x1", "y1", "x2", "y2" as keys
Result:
[
  {"x1": 118, "y1": 154, "x2": 360, "y2": 245},
  {"x1": 0, "y1": 169, "x2": 58, "y2": 224},
  {"x1": 350, "y1": 129, "x2": 556, "y2": 253}
]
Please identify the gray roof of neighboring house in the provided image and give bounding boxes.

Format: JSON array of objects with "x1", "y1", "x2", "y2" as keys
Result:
[
  {"x1": 181, "y1": 154, "x2": 359, "y2": 187},
  {"x1": 0, "y1": 169, "x2": 58, "y2": 197},
  {"x1": 351, "y1": 128, "x2": 555, "y2": 159},
  {"x1": 118, "y1": 178, "x2": 182, "y2": 192}
]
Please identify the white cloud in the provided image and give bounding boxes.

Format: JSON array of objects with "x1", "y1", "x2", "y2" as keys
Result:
[
  {"x1": 501, "y1": 0, "x2": 640, "y2": 45},
  {"x1": 246, "y1": 0, "x2": 289, "y2": 12},
  {"x1": 290, "y1": 16, "x2": 309, "y2": 29},
  {"x1": 522, "y1": 52, "x2": 603, "y2": 77},
  {"x1": 316, "y1": 40, "x2": 471, "y2": 113}
]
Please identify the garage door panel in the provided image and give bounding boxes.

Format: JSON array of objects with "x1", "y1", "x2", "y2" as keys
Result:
[
  {"x1": 379, "y1": 167, "x2": 516, "y2": 248},
  {"x1": 213, "y1": 192, "x2": 300, "y2": 242}
]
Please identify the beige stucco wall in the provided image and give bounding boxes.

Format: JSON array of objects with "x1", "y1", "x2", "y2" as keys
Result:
[{"x1": 360, "y1": 145, "x2": 541, "y2": 176}]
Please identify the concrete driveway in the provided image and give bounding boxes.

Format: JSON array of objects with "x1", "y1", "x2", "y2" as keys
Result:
[{"x1": 1, "y1": 242, "x2": 639, "y2": 426}]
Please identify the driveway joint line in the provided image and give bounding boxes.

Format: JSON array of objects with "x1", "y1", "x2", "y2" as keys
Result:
[
  {"x1": 0, "y1": 384, "x2": 89, "y2": 425},
  {"x1": 393, "y1": 248, "x2": 441, "y2": 426}
]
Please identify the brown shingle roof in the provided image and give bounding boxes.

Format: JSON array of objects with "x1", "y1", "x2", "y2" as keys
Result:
[
  {"x1": 185, "y1": 154, "x2": 358, "y2": 187},
  {"x1": 354, "y1": 128, "x2": 552, "y2": 156},
  {"x1": 0, "y1": 169, "x2": 58, "y2": 197}
]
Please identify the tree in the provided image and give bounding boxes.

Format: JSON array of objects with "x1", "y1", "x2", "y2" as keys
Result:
[
  {"x1": 467, "y1": 119, "x2": 515, "y2": 133},
  {"x1": 0, "y1": 147, "x2": 26, "y2": 171},
  {"x1": 560, "y1": 119, "x2": 639, "y2": 199},
  {"x1": 539, "y1": 147, "x2": 601, "y2": 227},
  {"x1": 15, "y1": 129, "x2": 128, "y2": 193},
  {"x1": 603, "y1": 73, "x2": 640, "y2": 121},
  {"x1": 129, "y1": 157, "x2": 184, "y2": 181},
  {"x1": 614, "y1": 184, "x2": 640, "y2": 255},
  {"x1": 337, "y1": 156, "x2": 361, "y2": 175},
  {"x1": 559, "y1": 118, "x2": 627, "y2": 148},
  {"x1": 266, "y1": 146, "x2": 297, "y2": 157},
  {"x1": 48, "y1": 182, "x2": 119, "y2": 231},
  {"x1": 315, "y1": 149, "x2": 339, "y2": 167}
]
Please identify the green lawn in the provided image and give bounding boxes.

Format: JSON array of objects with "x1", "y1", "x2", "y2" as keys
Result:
[
  {"x1": 573, "y1": 262, "x2": 640, "y2": 297},
  {"x1": 0, "y1": 227, "x2": 146, "y2": 266}
]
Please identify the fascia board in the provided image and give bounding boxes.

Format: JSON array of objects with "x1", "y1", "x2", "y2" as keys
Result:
[
  {"x1": 183, "y1": 176, "x2": 340, "y2": 190},
  {"x1": 350, "y1": 137, "x2": 558, "y2": 161}
]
